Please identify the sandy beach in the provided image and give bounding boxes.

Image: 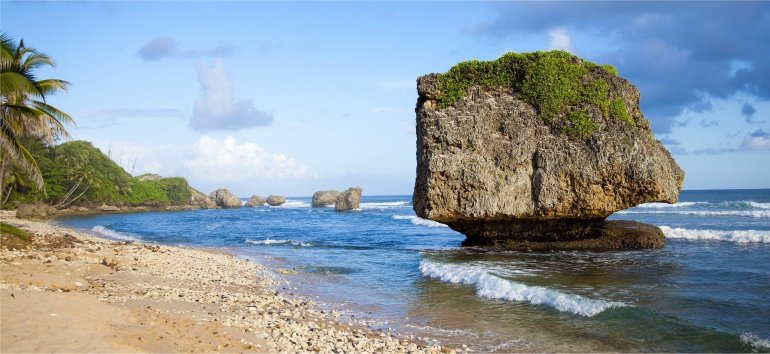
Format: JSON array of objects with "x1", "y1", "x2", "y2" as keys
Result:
[{"x1": 0, "y1": 210, "x2": 449, "y2": 353}]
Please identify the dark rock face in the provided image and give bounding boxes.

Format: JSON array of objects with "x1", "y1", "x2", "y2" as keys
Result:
[
  {"x1": 413, "y1": 53, "x2": 683, "y2": 250},
  {"x1": 266, "y1": 195, "x2": 287, "y2": 206},
  {"x1": 246, "y1": 195, "x2": 266, "y2": 207},
  {"x1": 209, "y1": 189, "x2": 242, "y2": 209},
  {"x1": 312, "y1": 190, "x2": 340, "y2": 207},
  {"x1": 335, "y1": 187, "x2": 362, "y2": 211}
]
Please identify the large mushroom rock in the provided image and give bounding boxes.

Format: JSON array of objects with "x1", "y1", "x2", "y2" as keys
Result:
[
  {"x1": 335, "y1": 187, "x2": 362, "y2": 212},
  {"x1": 311, "y1": 190, "x2": 340, "y2": 207},
  {"x1": 189, "y1": 187, "x2": 217, "y2": 209},
  {"x1": 266, "y1": 195, "x2": 287, "y2": 206},
  {"x1": 413, "y1": 51, "x2": 684, "y2": 250},
  {"x1": 209, "y1": 189, "x2": 242, "y2": 209},
  {"x1": 246, "y1": 195, "x2": 266, "y2": 207}
]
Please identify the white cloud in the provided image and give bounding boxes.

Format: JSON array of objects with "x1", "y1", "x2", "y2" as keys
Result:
[
  {"x1": 741, "y1": 129, "x2": 770, "y2": 150},
  {"x1": 548, "y1": 27, "x2": 572, "y2": 51},
  {"x1": 137, "y1": 37, "x2": 233, "y2": 61},
  {"x1": 185, "y1": 136, "x2": 309, "y2": 182},
  {"x1": 189, "y1": 59, "x2": 273, "y2": 131}
]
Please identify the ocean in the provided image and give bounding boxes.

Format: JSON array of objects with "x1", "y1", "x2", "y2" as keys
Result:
[{"x1": 57, "y1": 189, "x2": 770, "y2": 352}]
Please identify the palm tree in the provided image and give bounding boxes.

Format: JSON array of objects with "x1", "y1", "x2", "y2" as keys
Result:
[{"x1": 0, "y1": 32, "x2": 73, "y2": 198}]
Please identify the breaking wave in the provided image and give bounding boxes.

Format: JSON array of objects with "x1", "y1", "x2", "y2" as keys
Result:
[
  {"x1": 741, "y1": 333, "x2": 770, "y2": 351},
  {"x1": 616, "y1": 210, "x2": 770, "y2": 218},
  {"x1": 245, "y1": 238, "x2": 313, "y2": 247},
  {"x1": 660, "y1": 226, "x2": 770, "y2": 244},
  {"x1": 91, "y1": 226, "x2": 141, "y2": 242},
  {"x1": 274, "y1": 200, "x2": 311, "y2": 208},
  {"x1": 419, "y1": 259, "x2": 625, "y2": 317},
  {"x1": 360, "y1": 201, "x2": 411, "y2": 209},
  {"x1": 392, "y1": 215, "x2": 448, "y2": 227}
]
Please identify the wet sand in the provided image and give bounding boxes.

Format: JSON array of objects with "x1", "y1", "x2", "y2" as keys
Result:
[{"x1": 0, "y1": 211, "x2": 450, "y2": 353}]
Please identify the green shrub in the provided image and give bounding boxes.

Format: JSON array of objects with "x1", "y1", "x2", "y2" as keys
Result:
[
  {"x1": 434, "y1": 50, "x2": 633, "y2": 133},
  {"x1": 610, "y1": 98, "x2": 635, "y2": 126},
  {"x1": 563, "y1": 109, "x2": 598, "y2": 140}
]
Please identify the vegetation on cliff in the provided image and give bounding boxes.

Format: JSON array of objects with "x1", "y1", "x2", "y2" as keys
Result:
[
  {"x1": 4, "y1": 140, "x2": 192, "y2": 208},
  {"x1": 434, "y1": 50, "x2": 633, "y2": 139}
]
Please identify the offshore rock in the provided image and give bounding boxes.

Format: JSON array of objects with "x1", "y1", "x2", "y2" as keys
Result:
[
  {"x1": 190, "y1": 187, "x2": 217, "y2": 209},
  {"x1": 246, "y1": 195, "x2": 266, "y2": 207},
  {"x1": 266, "y1": 195, "x2": 287, "y2": 206},
  {"x1": 210, "y1": 189, "x2": 242, "y2": 209},
  {"x1": 335, "y1": 187, "x2": 362, "y2": 212},
  {"x1": 312, "y1": 190, "x2": 340, "y2": 207},
  {"x1": 413, "y1": 52, "x2": 683, "y2": 249}
]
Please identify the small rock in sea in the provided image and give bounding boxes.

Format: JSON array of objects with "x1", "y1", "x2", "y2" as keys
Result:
[
  {"x1": 334, "y1": 187, "x2": 362, "y2": 211},
  {"x1": 266, "y1": 195, "x2": 287, "y2": 206}
]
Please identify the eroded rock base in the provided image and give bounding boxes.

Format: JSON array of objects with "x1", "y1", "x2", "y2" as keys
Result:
[{"x1": 454, "y1": 220, "x2": 664, "y2": 250}]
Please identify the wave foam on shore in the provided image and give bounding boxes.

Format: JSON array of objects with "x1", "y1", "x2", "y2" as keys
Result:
[
  {"x1": 419, "y1": 259, "x2": 625, "y2": 317},
  {"x1": 245, "y1": 238, "x2": 313, "y2": 247},
  {"x1": 91, "y1": 226, "x2": 141, "y2": 242},
  {"x1": 661, "y1": 226, "x2": 770, "y2": 243}
]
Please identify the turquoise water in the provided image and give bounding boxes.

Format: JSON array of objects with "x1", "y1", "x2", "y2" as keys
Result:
[{"x1": 58, "y1": 190, "x2": 770, "y2": 352}]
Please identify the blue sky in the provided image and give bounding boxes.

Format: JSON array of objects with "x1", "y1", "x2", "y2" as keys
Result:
[{"x1": 3, "y1": 1, "x2": 769, "y2": 196}]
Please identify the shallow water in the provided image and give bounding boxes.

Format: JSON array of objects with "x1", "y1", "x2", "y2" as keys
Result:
[{"x1": 58, "y1": 190, "x2": 770, "y2": 352}]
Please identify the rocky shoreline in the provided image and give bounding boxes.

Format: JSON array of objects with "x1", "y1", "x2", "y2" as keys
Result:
[{"x1": 0, "y1": 211, "x2": 452, "y2": 353}]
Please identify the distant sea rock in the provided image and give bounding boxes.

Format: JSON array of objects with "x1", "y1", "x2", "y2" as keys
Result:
[
  {"x1": 189, "y1": 188, "x2": 218, "y2": 209},
  {"x1": 266, "y1": 195, "x2": 287, "y2": 206},
  {"x1": 210, "y1": 189, "x2": 242, "y2": 209},
  {"x1": 246, "y1": 195, "x2": 266, "y2": 207},
  {"x1": 413, "y1": 51, "x2": 684, "y2": 250},
  {"x1": 311, "y1": 190, "x2": 340, "y2": 207},
  {"x1": 335, "y1": 187, "x2": 362, "y2": 212}
]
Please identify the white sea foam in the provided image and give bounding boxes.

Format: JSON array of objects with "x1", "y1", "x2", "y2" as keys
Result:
[
  {"x1": 271, "y1": 200, "x2": 310, "y2": 208},
  {"x1": 746, "y1": 201, "x2": 770, "y2": 209},
  {"x1": 615, "y1": 210, "x2": 770, "y2": 218},
  {"x1": 741, "y1": 333, "x2": 770, "y2": 350},
  {"x1": 245, "y1": 238, "x2": 313, "y2": 247},
  {"x1": 419, "y1": 259, "x2": 625, "y2": 317},
  {"x1": 91, "y1": 226, "x2": 141, "y2": 242},
  {"x1": 360, "y1": 201, "x2": 411, "y2": 209},
  {"x1": 636, "y1": 202, "x2": 703, "y2": 208},
  {"x1": 660, "y1": 226, "x2": 770, "y2": 244},
  {"x1": 392, "y1": 215, "x2": 448, "y2": 228}
]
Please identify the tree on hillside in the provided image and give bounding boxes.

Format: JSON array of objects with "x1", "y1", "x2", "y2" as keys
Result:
[{"x1": 0, "y1": 32, "x2": 73, "y2": 202}]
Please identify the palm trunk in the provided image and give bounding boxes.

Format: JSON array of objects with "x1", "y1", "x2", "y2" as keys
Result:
[{"x1": 0, "y1": 153, "x2": 8, "y2": 205}]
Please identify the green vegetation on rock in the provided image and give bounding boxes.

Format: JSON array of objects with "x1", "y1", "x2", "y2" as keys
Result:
[
  {"x1": 610, "y1": 98, "x2": 635, "y2": 127},
  {"x1": 4, "y1": 140, "x2": 192, "y2": 208},
  {"x1": 563, "y1": 109, "x2": 598, "y2": 140},
  {"x1": 434, "y1": 50, "x2": 632, "y2": 139}
]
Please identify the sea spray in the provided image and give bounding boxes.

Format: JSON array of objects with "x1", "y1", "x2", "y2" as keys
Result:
[{"x1": 419, "y1": 259, "x2": 625, "y2": 316}]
